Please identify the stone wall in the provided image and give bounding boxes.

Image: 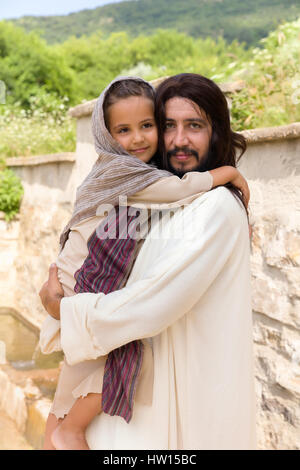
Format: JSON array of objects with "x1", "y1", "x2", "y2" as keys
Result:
[
  {"x1": 247, "y1": 177, "x2": 300, "y2": 449},
  {"x1": 236, "y1": 125, "x2": 300, "y2": 449},
  {"x1": 4, "y1": 154, "x2": 77, "y2": 330},
  {"x1": 2, "y1": 93, "x2": 300, "y2": 449}
]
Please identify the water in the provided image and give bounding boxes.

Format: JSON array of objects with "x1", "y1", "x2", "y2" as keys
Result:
[{"x1": 0, "y1": 312, "x2": 63, "y2": 370}]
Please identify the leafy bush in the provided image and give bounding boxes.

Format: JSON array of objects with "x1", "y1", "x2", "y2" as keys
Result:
[
  {"x1": 0, "y1": 168, "x2": 24, "y2": 221},
  {"x1": 230, "y1": 18, "x2": 300, "y2": 130},
  {"x1": 0, "y1": 21, "x2": 76, "y2": 108},
  {"x1": 0, "y1": 92, "x2": 76, "y2": 158},
  {"x1": 0, "y1": 24, "x2": 250, "y2": 160}
]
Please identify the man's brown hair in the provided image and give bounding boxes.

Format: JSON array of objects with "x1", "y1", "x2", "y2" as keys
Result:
[{"x1": 155, "y1": 73, "x2": 248, "y2": 213}]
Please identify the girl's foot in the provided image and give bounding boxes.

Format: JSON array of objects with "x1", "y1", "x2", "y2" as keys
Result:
[{"x1": 51, "y1": 423, "x2": 90, "y2": 450}]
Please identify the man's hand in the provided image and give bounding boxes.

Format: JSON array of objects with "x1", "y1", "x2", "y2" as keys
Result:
[{"x1": 39, "y1": 264, "x2": 64, "y2": 320}]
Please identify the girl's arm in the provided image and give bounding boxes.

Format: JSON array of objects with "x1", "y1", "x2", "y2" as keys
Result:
[
  {"x1": 209, "y1": 166, "x2": 250, "y2": 208},
  {"x1": 129, "y1": 168, "x2": 249, "y2": 209}
]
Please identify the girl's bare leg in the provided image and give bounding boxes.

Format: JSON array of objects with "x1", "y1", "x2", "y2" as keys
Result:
[
  {"x1": 43, "y1": 413, "x2": 62, "y2": 450},
  {"x1": 51, "y1": 393, "x2": 102, "y2": 450}
]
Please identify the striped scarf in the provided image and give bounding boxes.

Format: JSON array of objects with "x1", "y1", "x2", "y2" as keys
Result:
[{"x1": 74, "y1": 204, "x2": 149, "y2": 423}]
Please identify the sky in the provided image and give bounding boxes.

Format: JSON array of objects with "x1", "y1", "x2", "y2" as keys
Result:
[{"x1": 0, "y1": 0, "x2": 125, "y2": 20}]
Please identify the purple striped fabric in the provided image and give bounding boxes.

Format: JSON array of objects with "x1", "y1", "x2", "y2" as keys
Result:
[{"x1": 74, "y1": 205, "x2": 144, "y2": 423}]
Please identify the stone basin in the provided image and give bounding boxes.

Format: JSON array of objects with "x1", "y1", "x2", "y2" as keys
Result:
[{"x1": 0, "y1": 309, "x2": 63, "y2": 371}]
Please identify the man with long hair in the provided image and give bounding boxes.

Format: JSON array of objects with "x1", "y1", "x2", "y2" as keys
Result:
[
  {"x1": 155, "y1": 73, "x2": 248, "y2": 214},
  {"x1": 40, "y1": 74, "x2": 256, "y2": 450}
]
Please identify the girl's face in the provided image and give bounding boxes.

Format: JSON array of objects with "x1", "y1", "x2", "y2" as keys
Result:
[{"x1": 107, "y1": 95, "x2": 158, "y2": 163}]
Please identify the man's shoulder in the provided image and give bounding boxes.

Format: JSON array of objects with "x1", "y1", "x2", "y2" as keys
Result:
[
  {"x1": 194, "y1": 186, "x2": 247, "y2": 226},
  {"x1": 207, "y1": 185, "x2": 242, "y2": 204}
]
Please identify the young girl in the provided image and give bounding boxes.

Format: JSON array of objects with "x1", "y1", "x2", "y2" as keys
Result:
[{"x1": 39, "y1": 76, "x2": 250, "y2": 450}]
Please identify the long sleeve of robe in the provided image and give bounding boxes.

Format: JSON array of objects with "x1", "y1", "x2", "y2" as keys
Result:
[{"x1": 58, "y1": 187, "x2": 257, "y2": 450}]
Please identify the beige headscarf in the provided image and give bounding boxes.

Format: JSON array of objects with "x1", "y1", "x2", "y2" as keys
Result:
[{"x1": 59, "y1": 76, "x2": 171, "y2": 249}]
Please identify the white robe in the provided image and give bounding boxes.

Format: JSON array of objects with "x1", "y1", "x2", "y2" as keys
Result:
[{"x1": 59, "y1": 187, "x2": 257, "y2": 450}]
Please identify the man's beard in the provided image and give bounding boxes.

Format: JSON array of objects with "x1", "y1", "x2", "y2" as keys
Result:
[{"x1": 166, "y1": 146, "x2": 211, "y2": 178}]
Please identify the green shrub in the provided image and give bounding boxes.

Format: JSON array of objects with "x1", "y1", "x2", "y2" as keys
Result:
[
  {"x1": 0, "y1": 93, "x2": 76, "y2": 159},
  {"x1": 230, "y1": 18, "x2": 300, "y2": 130},
  {"x1": 0, "y1": 21, "x2": 76, "y2": 108},
  {"x1": 0, "y1": 168, "x2": 24, "y2": 221}
]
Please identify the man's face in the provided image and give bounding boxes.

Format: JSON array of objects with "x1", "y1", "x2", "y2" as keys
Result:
[{"x1": 164, "y1": 97, "x2": 212, "y2": 175}]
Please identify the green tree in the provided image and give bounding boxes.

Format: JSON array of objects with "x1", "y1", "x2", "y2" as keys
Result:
[{"x1": 0, "y1": 21, "x2": 76, "y2": 107}]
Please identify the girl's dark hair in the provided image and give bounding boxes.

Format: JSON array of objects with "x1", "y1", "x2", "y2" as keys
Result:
[
  {"x1": 155, "y1": 73, "x2": 248, "y2": 216},
  {"x1": 103, "y1": 79, "x2": 155, "y2": 130}
]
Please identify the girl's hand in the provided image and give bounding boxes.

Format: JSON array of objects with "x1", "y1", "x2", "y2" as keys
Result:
[
  {"x1": 231, "y1": 170, "x2": 250, "y2": 208},
  {"x1": 39, "y1": 264, "x2": 64, "y2": 320}
]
